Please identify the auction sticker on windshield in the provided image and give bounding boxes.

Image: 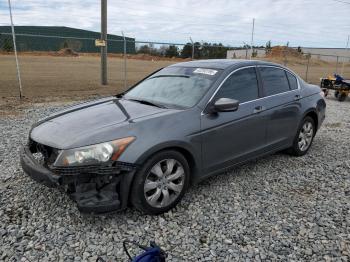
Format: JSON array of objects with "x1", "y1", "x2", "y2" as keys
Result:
[{"x1": 193, "y1": 68, "x2": 218, "y2": 76}]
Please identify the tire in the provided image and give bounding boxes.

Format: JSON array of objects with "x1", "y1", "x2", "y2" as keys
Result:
[
  {"x1": 323, "y1": 89, "x2": 329, "y2": 97},
  {"x1": 338, "y1": 92, "x2": 347, "y2": 102},
  {"x1": 130, "y1": 150, "x2": 190, "y2": 215},
  {"x1": 288, "y1": 116, "x2": 316, "y2": 156}
]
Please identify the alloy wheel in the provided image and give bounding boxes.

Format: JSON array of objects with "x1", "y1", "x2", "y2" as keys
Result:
[
  {"x1": 144, "y1": 159, "x2": 185, "y2": 208},
  {"x1": 298, "y1": 121, "x2": 314, "y2": 151}
]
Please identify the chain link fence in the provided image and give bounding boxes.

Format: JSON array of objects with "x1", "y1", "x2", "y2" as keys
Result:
[
  {"x1": 227, "y1": 47, "x2": 350, "y2": 84},
  {"x1": 1, "y1": 32, "x2": 350, "y2": 99}
]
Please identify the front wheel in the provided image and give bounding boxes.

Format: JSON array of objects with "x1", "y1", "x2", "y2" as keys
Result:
[
  {"x1": 130, "y1": 150, "x2": 190, "y2": 215},
  {"x1": 288, "y1": 116, "x2": 315, "y2": 156}
]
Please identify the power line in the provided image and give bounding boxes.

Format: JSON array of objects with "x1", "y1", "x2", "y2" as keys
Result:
[
  {"x1": 114, "y1": 21, "x2": 344, "y2": 42},
  {"x1": 110, "y1": 16, "x2": 340, "y2": 40},
  {"x1": 108, "y1": 7, "x2": 346, "y2": 39},
  {"x1": 6, "y1": 1, "x2": 347, "y2": 42},
  {"x1": 113, "y1": 0, "x2": 349, "y2": 29},
  {"x1": 111, "y1": 2, "x2": 310, "y2": 29},
  {"x1": 332, "y1": 0, "x2": 350, "y2": 4},
  {"x1": 113, "y1": 0, "x2": 254, "y2": 20},
  {"x1": 4, "y1": 1, "x2": 349, "y2": 48}
]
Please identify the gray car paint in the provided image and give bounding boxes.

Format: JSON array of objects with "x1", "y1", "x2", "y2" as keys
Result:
[{"x1": 29, "y1": 59, "x2": 326, "y2": 184}]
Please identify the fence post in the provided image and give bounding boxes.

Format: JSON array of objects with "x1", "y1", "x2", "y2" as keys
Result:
[
  {"x1": 341, "y1": 35, "x2": 349, "y2": 76},
  {"x1": 283, "y1": 48, "x2": 287, "y2": 66},
  {"x1": 335, "y1": 56, "x2": 339, "y2": 74},
  {"x1": 121, "y1": 31, "x2": 127, "y2": 89},
  {"x1": 8, "y1": 0, "x2": 23, "y2": 98},
  {"x1": 190, "y1": 37, "x2": 194, "y2": 60},
  {"x1": 305, "y1": 55, "x2": 310, "y2": 82}
]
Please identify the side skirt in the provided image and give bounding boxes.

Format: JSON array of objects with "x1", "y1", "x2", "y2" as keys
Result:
[{"x1": 192, "y1": 144, "x2": 291, "y2": 184}]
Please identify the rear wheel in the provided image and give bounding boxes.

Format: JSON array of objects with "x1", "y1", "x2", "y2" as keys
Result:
[
  {"x1": 131, "y1": 150, "x2": 190, "y2": 215},
  {"x1": 288, "y1": 116, "x2": 315, "y2": 156},
  {"x1": 337, "y1": 92, "x2": 347, "y2": 102},
  {"x1": 322, "y1": 89, "x2": 329, "y2": 97}
]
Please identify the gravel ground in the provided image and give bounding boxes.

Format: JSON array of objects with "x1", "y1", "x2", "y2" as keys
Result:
[{"x1": 0, "y1": 97, "x2": 349, "y2": 261}]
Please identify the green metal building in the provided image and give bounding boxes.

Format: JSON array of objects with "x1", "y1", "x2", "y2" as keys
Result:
[{"x1": 0, "y1": 26, "x2": 135, "y2": 53}]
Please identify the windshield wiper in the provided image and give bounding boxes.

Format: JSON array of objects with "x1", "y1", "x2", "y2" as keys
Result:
[
  {"x1": 116, "y1": 93, "x2": 125, "y2": 98},
  {"x1": 126, "y1": 98, "x2": 168, "y2": 109},
  {"x1": 150, "y1": 74, "x2": 190, "y2": 79}
]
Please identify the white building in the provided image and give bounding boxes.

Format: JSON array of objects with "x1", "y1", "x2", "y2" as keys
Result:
[{"x1": 227, "y1": 47, "x2": 350, "y2": 62}]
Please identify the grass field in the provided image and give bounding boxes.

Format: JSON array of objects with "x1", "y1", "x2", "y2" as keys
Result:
[
  {"x1": 0, "y1": 54, "x2": 174, "y2": 98},
  {"x1": 1, "y1": 54, "x2": 349, "y2": 99}
]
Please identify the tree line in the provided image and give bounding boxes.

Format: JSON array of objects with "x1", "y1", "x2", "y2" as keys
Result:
[{"x1": 136, "y1": 42, "x2": 256, "y2": 59}]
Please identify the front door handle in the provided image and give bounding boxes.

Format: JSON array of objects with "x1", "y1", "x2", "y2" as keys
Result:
[
  {"x1": 253, "y1": 106, "x2": 265, "y2": 114},
  {"x1": 294, "y1": 94, "x2": 301, "y2": 101}
]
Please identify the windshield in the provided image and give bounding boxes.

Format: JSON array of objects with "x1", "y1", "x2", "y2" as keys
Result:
[{"x1": 124, "y1": 67, "x2": 222, "y2": 109}]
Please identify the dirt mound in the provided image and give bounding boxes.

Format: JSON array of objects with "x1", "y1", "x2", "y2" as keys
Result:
[
  {"x1": 55, "y1": 48, "x2": 79, "y2": 57},
  {"x1": 267, "y1": 46, "x2": 302, "y2": 58}
]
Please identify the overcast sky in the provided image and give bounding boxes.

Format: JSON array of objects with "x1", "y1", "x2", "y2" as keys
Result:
[{"x1": 0, "y1": 0, "x2": 350, "y2": 48}]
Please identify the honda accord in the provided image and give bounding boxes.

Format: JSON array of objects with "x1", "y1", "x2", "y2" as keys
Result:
[{"x1": 20, "y1": 59, "x2": 326, "y2": 215}]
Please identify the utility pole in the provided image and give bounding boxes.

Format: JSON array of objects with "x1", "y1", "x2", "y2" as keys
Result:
[
  {"x1": 250, "y1": 18, "x2": 255, "y2": 60},
  {"x1": 341, "y1": 35, "x2": 349, "y2": 76},
  {"x1": 101, "y1": 0, "x2": 108, "y2": 85},
  {"x1": 8, "y1": 0, "x2": 23, "y2": 98},
  {"x1": 190, "y1": 37, "x2": 194, "y2": 60}
]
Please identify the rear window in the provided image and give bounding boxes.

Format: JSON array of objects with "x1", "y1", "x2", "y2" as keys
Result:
[
  {"x1": 259, "y1": 67, "x2": 290, "y2": 96},
  {"x1": 286, "y1": 71, "x2": 298, "y2": 90}
]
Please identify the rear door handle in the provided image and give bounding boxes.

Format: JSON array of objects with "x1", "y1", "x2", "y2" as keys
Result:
[
  {"x1": 294, "y1": 94, "x2": 301, "y2": 101},
  {"x1": 253, "y1": 106, "x2": 265, "y2": 114}
]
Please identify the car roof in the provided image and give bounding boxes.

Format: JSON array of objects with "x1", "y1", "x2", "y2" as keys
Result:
[{"x1": 169, "y1": 59, "x2": 281, "y2": 70}]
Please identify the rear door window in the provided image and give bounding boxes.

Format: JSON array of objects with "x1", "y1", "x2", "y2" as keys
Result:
[
  {"x1": 286, "y1": 71, "x2": 298, "y2": 90},
  {"x1": 215, "y1": 67, "x2": 259, "y2": 103},
  {"x1": 259, "y1": 67, "x2": 290, "y2": 96}
]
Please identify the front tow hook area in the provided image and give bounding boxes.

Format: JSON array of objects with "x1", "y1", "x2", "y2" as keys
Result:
[{"x1": 69, "y1": 180, "x2": 121, "y2": 213}]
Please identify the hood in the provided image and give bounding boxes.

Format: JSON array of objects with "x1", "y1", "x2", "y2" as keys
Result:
[{"x1": 30, "y1": 97, "x2": 170, "y2": 149}]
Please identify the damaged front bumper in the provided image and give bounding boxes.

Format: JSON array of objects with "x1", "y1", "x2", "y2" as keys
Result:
[{"x1": 20, "y1": 145, "x2": 138, "y2": 213}]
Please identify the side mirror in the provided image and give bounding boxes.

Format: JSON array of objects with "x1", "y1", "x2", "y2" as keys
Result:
[{"x1": 212, "y1": 98, "x2": 239, "y2": 112}]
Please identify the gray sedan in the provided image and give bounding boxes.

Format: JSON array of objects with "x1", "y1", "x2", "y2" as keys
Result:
[{"x1": 20, "y1": 59, "x2": 326, "y2": 215}]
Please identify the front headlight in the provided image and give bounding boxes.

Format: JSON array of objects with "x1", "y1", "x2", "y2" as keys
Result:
[{"x1": 53, "y1": 137, "x2": 135, "y2": 167}]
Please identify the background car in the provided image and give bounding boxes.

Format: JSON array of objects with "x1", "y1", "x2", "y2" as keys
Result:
[{"x1": 21, "y1": 59, "x2": 326, "y2": 215}]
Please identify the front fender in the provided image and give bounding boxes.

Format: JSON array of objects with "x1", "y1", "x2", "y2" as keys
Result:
[{"x1": 134, "y1": 140, "x2": 200, "y2": 169}]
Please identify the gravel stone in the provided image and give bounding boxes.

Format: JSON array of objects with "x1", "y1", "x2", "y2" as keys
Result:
[
  {"x1": 1, "y1": 97, "x2": 350, "y2": 261},
  {"x1": 224, "y1": 239, "x2": 233, "y2": 245}
]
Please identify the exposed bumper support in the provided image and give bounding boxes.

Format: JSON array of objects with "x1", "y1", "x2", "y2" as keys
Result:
[
  {"x1": 20, "y1": 146, "x2": 137, "y2": 213},
  {"x1": 20, "y1": 146, "x2": 62, "y2": 187}
]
